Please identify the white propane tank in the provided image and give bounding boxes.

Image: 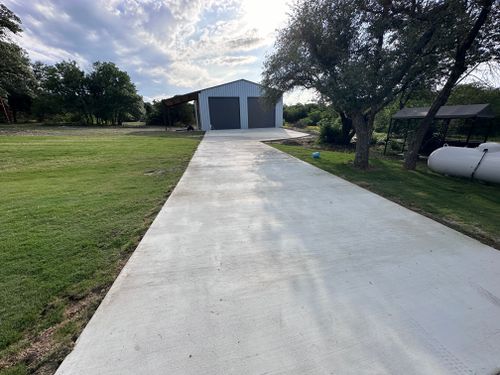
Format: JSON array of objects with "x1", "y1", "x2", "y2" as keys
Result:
[{"x1": 428, "y1": 142, "x2": 500, "y2": 184}]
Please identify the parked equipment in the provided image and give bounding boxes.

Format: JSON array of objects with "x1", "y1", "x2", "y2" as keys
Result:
[{"x1": 428, "y1": 142, "x2": 500, "y2": 184}]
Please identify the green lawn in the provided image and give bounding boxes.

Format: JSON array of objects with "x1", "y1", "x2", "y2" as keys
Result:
[
  {"x1": 273, "y1": 144, "x2": 500, "y2": 249},
  {"x1": 0, "y1": 128, "x2": 202, "y2": 374}
]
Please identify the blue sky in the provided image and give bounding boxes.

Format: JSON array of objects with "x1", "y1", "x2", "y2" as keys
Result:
[{"x1": 4, "y1": 0, "x2": 315, "y2": 103}]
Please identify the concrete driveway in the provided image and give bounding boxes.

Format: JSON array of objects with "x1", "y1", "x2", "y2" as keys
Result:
[{"x1": 57, "y1": 128, "x2": 500, "y2": 375}]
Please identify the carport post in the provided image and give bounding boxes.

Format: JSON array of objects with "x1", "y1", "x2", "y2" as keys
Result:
[
  {"x1": 401, "y1": 119, "x2": 410, "y2": 153},
  {"x1": 193, "y1": 100, "x2": 200, "y2": 130},
  {"x1": 484, "y1": 119, "x2": 493, "y2": 143},
  {"x1": 441, "y1": 118, "x2": 451, "y2": 143},
  {"x1": 465, "y1": 118, "x2": 474, "y2": 145}
]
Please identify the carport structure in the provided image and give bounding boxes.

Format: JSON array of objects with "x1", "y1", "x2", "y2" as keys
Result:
[
  {"x1": 384, "y1": 104, "x2": 497, "y2": 155},
  {"x1": 162, "y1": 79, "x2": 283, "y2": 131}
]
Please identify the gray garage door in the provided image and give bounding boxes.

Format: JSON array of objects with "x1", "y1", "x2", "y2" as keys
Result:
[
  {"x1": 248, "y1": 97, "x2": 275, "y2": 128},
  {"x1": 208, "y1": 97, "x2": 240, "y2": 130}
]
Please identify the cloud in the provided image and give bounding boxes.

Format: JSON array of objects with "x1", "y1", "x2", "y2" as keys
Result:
[
  {"x1": 205, "y1": 55, "x2": 258, "y2": 66},
  {"x1": 143, "y1": 92, "x2": 176, "y2": 102},
  {"x1": 4, "y1": 0, "x2": 295, "y2": 101},
  {"x1": 284, "y1": 88, "x2": 318, "y2": 105},
  {"x1": 143, "y1": 62, "x2": 219, "y2": 88}
]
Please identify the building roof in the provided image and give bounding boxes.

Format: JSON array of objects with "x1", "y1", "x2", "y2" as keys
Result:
[
  {"x1": 393, "y1": 104, "x2": 496, "y2": 119},
  {"x1": 162, "y1": 79, "x2": 278, "y2": 107},
  {"x1": 162, "y1": 91, "x2": 200, "y2": 107}
]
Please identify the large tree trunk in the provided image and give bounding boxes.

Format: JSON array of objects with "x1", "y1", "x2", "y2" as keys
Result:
[
  {"x1": 339, "y1": 112, "x2": 355, "y2": 145},
  {"x1": 404, "y1": 0, "x2": 493, "y2": 170},
  {"x1": 352, "y1": 112, "x2": 374, "y2": 169}
]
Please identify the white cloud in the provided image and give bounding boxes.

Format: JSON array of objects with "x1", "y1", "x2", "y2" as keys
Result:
[
  {"x1": 4, "y1": 0, "x2": 292, "y2": 99},
  {"x1": 11, "y1": 29, "x2": 89, "y2": 67},
  {"x1": 284, "y1": 88, "x2": 318, "y2": 105},
  {"x1": 145, "y1": 62, "x2": 219, "y2": 88},
  {"x1": 205, "y1": 55, "x2": 258, "y2": 66},
  {"x1": 143, "y1": 92, "x2": 176, "y2": 102},
  {"x1": 239, "y1": 0, "x2": 290, "y2": 41},
  {"x1": 34, "y1": 2, "x2": 70, "y2": 21}
]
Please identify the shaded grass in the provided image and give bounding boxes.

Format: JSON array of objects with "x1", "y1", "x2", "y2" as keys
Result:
[
  {"x1": 0, "y1": 130, "x2": 202, "y2": 373},
  {"x1": 272, "y1": 144, "x2": 500, "y2": 249}
]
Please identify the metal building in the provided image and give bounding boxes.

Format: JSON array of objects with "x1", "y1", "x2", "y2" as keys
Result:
[{"x1": 162, "y1": 79, "x2": 283, "y2": 131}]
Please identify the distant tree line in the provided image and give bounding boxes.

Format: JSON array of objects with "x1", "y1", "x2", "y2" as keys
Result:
[
  {"x1": 28, "y1": 60, "x2": 143, "y2": 125},
  {"x1": 285, "y1": 83, "x2": 500, "y2": 144},
  {"x1": 0, "y1": 4, "x2": 145, "y2": 125}
]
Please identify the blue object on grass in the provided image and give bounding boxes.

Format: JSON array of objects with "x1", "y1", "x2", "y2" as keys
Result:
[{"x1": 312, "y1": 152, "x2": 320, "y2": 159}]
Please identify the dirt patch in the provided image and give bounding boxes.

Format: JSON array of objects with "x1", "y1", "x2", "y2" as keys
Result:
[
  {"x1": 266, "y1": 133, "x2": 358, "y2": 153},
  {"x1": 0, "y1": 199, "x2": 162, "y2": 374},
  {"x1": 144, "y1": 169, "x2": 167, "y2": 176},
  {"x1": 0, "y1": 291, "x2": 105, "y2": 374},
  {"x1": 266, "y1": 135, "x2": 317, "y2": 148}
]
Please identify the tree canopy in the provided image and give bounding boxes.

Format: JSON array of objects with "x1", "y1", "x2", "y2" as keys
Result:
[
  {"x1": 263, "y1": 0, "x2": 499, "y2": 169},
  {"x1": 0, "y1": 4, "x2": 33, "y2": 99},
  {"x1": 30, "y1": 60, "x2": 144, "y2": 125},
  {"x1": 0, "y1": 4, "x2": 144, "y2": 126}
]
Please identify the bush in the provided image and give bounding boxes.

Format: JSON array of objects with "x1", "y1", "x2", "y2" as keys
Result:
[
  {"x1": 308, "y1": 110, "x2": 323, "y2": 125},
  {"x1": 319, "y1": 123, "x2": 342, "y2": 144},
  {"x1": 295, "y1": 117, "x2": 312, "y2": 128},
  {"x1": 371, "y1": 132, "x2": 387, "y2": 145}
]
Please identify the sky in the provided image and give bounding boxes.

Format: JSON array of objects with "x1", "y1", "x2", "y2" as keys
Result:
[{"x1": 4, "y1": 0, "x2": 316, "y2": 104}]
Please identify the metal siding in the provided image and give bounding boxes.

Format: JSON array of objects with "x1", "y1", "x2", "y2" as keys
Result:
[
  {"x1": 198, "y1": 80, "x2": 283, "y2": 131},
  {"x1": 275, "y1": 96, "x2": 283, "y2": 128}
]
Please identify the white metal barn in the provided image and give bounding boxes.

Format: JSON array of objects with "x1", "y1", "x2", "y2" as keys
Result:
[{"x1": 162, "y1": 79, "x2": 283, "y2": 131}]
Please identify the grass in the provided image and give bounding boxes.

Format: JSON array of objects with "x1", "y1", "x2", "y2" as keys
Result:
[
  {"x1": 272, "y1": 144, "x2": 500, "y2": 249},
  {"x1": 0, "y1": 127, "x2": 202, "y2": 373}
]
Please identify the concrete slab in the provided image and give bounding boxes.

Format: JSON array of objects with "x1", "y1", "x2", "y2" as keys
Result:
[{"x1": 56, "y1": 128, "x2": 500, "y2": 375}]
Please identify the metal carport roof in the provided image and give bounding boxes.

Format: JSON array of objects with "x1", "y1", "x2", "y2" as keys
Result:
[{"x1": 392, "y1": 104, "x2": 496, "y2": 119}]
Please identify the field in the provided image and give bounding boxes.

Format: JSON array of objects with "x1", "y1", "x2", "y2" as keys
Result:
[
  {"x1": 272, "y1": 144, "x2": 500, "y2": 249},
  {"x1": 0, "y1": 126, "x2": 202, "y2": 374}
]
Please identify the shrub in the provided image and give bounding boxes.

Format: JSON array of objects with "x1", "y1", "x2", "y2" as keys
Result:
[
  {"x1": 295, "y1": 117, "x2": 312, "y2": 128},
  {"x1": 308, "y1": 110, "x2": 323, "y2": 125},
  {"x1": 319, "y1": 123, "x2": 342, "y2": 144},
  {"x1": 371, "y1": 132, "x2": 387, "y2": 145}
]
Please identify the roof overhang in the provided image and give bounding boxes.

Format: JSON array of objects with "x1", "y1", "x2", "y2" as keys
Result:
[
  {"x1": 393, "y1": 104, "x2": 496, "y2": 120},
  {"x1": 162, "y1": 91, "x2": 199, "y2": 107}
]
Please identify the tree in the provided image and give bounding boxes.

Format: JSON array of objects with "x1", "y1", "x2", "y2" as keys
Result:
[
  {"x1": 404, "y1": 0, "x2": 498, "y2": 169},
  {"x1": 0, "y1": 4, "x2": 21, "y2": 38},
  {"x1": 263, "y1": 0, "x2": 450, "y2": 168},
  {"x1": 30, "y1": 61, "x2": 58, "y2": 121},
  {"x1": 87, "y1": 62, "x2": 142, "y2": 125},
  {"x1": 30, "y1": 60, "x2": 143, "y2": 125},
  {"x1": 7, "y1": 91, "x2": 31, "y2": 122},
  {"x1": 449, "y1": 83, "x2": 500, "y2": 115},
  {"x1": 40, "y1": 61, "x2": 91, "y2": 122},
  {"x1": 0, "y1": 4, "x2": 34, "y2": 121}
]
